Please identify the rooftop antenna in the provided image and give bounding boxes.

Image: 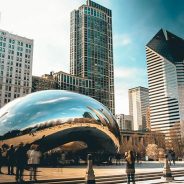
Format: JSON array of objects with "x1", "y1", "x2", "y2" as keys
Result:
[
  {"x1": 163, "y1": 29, "x2": 168, "y2": 41},
  {"x1": 86, "y1": 0, "x2": 90, "y2": 5}
]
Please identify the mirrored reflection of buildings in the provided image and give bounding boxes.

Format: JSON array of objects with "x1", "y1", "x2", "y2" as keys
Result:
[
  {"x1": 129, "y1": 86, "x2": 149, "y2": 131},
  {"x1": 146, "y1": 29, "x2": 184, "y2": 143},
  {"x1": 0, "y1": 29, "x2": 33, "y2": 108},
  {"x1": 115, "y1": 114, "x2": 133, "y2": 131},
  {"x1": 0, "y1": 90, "x2": 120, "y2": 154}
]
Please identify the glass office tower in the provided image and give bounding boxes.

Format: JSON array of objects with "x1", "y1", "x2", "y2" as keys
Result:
[
  {"x1": 146, "y1": 29, "x2": 184, "y2": 143},
  {"x1": 70, "y1": 0, "x2": 115, "y2": 114}
]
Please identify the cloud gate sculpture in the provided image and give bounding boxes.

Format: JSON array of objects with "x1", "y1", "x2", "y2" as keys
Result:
[{"x1": 0, "y1": 90, "x2": 120, "y2": 154}]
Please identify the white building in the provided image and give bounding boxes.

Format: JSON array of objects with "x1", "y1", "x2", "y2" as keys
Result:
[
  {"x1": 0, "y1": 29, "x2": 33, "y2": 108},
  {"x1": 115, "y1": 114, "x2": 133, "y2": 131},
  {"x1": 146, "y1": 29, "x2": 184, "y2": 142},
  {"x1": 129, "y1": 86, "x2": 149, "y2": 131}
]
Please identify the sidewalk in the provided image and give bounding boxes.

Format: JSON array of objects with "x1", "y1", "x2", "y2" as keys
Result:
[{"x1": 0, "y1": 161, "x2": 184, "y2": 183}]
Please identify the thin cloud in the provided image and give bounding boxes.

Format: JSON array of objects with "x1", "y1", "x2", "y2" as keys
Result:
[
  {"x1": 114, "y1": 67, "x2": 146, "y2": 79},
  {"x1": 114, "y1": 34, "x2": 132, "y2": 47},
  {"x1": 0, "y1": 0, "x2": 84, "y2": 76}
]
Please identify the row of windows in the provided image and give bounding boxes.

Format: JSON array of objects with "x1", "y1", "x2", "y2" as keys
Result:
[
  {"x1": 57, "y1": 74, "x2": 92, "y2": 88},
  {"x1": 81, "y1": 6, "x2": 107, "y2": 21},
  {"x1": 0, "y1": 37, "x2": 32, "y2": 49},
  {"x1": 0, "y1": 42, "x2": 6, "y2": 47}
]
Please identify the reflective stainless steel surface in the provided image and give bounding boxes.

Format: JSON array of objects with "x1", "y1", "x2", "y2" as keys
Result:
[{"x1": 0, "y1": 90, "x2": 120, "y2": 153}]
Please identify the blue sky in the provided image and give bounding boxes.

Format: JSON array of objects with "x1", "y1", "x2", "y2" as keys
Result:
[{"x1": 0, "y1": 0, "x2": 184, "y2": 114}]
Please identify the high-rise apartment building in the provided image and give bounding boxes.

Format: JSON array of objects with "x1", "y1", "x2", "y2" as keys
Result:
[
  {"x1": 146, "y1": 29, "x2": 184, "y2": 142},
  {"x1": 129, "y1": 86, "x2": 149, "y2": 131},
  {"x1": 70, "y1": 0, "x2": 115, "y2": 114},
  {"x1": 0, "y1": 29, "x2": 33, "y2": 108}
]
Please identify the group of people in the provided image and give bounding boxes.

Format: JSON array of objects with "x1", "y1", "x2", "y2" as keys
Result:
[
  {"x1": 0, "y1": 143, "x2": 42, "y2": 183},
  {"x1": 167, "y1": 149, "x2": 176, "y2": 166}
]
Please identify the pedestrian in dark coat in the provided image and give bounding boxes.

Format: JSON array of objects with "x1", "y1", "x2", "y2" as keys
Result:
[
  {"x1": 125, "y1": 150, "x2": 135, "y2": 184},
  {"x1": 7, "y1": 144, "x2": 15, "y2": 175},
  {"x1": 14, "y1": 143, "x2": 27, "y2": 182},
  {"x1": 167, "y1": 150, "x2": 172, "y2": 165},
  {"x1": 0, "y1": 148, "x2": 3, "y2": 174},
  {"x1": 171, "y1": 150, "x2": 176, "y2": 165}
]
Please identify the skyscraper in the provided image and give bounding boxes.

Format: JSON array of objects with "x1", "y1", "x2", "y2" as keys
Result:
[
  {"x1": 115, "y1": 114, "x2": 133, "y2": 131},
  {"x1": 129, "y1": 86, "x2": 149, "y2": 131},
  {"x1": 0, "y1": 29, "x2": 33, "y2": 108},
  {"x1": 70, "y1": 0, "x2": 115, "y2": 114},
  {"x1": 146, "y1": 29, "x2": 184, "y2": 142}
]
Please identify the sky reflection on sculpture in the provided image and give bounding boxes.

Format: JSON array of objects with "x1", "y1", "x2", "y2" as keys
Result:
[{"x1": 0, "y1": 90, "x2": 120, "y2": 147}]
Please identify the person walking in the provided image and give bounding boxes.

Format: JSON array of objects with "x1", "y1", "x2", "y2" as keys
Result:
[
  {"x1": 7, "y1": 144, "x2": 15, "y2": 175},
  {"x1": 14, "y1": 142, "x2": 27, "y2": 182},
  {"x1": 27, "y1": 144, "x2": 41, "y2": 181},
  {"x1": 171, "y1": 150, "x2": 176, "y2": 165},
  {"x1": 0, "y1": 148, "x2": 3, "y2": 174},
  {"x1": 125, "y1": 150, "x2": 136, "y2": 184}
]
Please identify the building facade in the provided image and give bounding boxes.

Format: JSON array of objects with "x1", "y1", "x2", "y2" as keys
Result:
[
  {"x1": 53, "y1": 71, "x2": 93, "y2": 96},
  {"x1": 120, "y1": 130, "x2": 165, "y2": 158},
  {"x1": 129, "y1": 86, "x2": 149, "y2": 131},
  {"x1": 146, "y1": 29, "x2": 184, "y2": 143},
  {"x1": 115, "y1": 114, "x2": 133, "y2": 131},
  {"x1": 70, "y1": 0, "x2": 115, "y2": 114},
  {"x1": 32, "y1": 73, "x2": 58, "y2": 92},
  {"x1": 0, "y1": 29, "x2": 33, "y2": 108}
]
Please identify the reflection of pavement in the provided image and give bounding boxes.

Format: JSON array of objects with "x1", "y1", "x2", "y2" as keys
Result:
[
  {"x1": 0, "y1": 161, "x2": 184, "y2": 183},
  {"x1": 0, "y1": 122, "x2": 119, "y2": 149}
]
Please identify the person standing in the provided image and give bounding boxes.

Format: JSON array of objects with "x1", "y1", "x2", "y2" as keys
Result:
[
  {"x1": 14, "y1": 142, "x2": 27, "y2": 182},
  {"x1": 7, "y1": 145, "x2": 15, "y2": 175},
  {"x1": 167, "y1": 150, "x2": 172, "y2": 165},
  {"x1": 0, "y1": 148, "x2": 3, "y2": 174},
  {"x1": 27, "y1": 144, "x2": 41, "y2": 181},
  {"x1": 125, "y1": 150, "x2": 136, "y2": 184},
  {"x1": 115, "y1": 153, "x2": 121, "y2": 165}
]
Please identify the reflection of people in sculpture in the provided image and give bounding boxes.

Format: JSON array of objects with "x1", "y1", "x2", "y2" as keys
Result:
[
  {"x1": 29, "y1": 128, "x2": 37, "y2": 136},
  {"x1": 61, "y1": 151, "x2": 66, "y2": 165}
]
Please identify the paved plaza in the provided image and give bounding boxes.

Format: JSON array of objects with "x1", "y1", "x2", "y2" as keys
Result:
[{"x1": 0, "y1": 161, "x2": 184, "y2": 183}]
